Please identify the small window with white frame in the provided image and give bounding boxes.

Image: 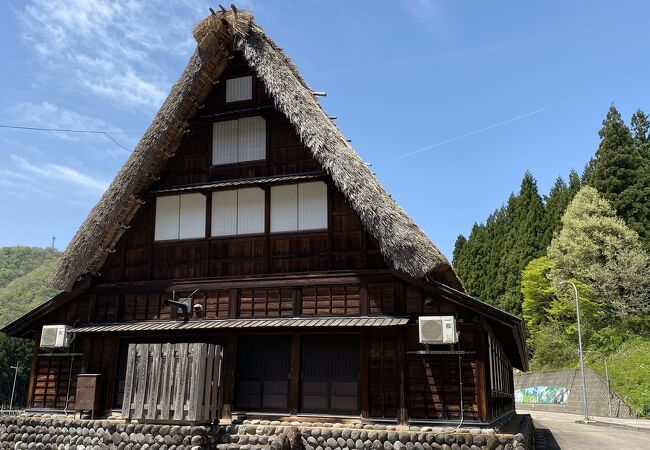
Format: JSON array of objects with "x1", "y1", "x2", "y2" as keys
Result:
[
  {"x1": 212, "y1": 188, "x2": 265, "y2": 237},
  {"x1": 270, "y1": 182, "x2": 328, "y2": 232},
  {"x1": 154, "y1": 193, "x2": 206, "y2": 241},
  {"x1": 226, "y1": 76, "x2": 253, "y2": 103},
  {"x1": 212, "y1": 116, "x2": 266, "y2": 165}
]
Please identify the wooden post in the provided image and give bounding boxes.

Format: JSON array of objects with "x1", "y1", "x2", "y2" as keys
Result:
[
  {"x1": 359, "y1": 285, "x2": 369, "y2": 316},
  {"x1": 289, "y1": 334, "x2": 301, "y2": 415},
  {"x1": 26, "y1": 338, "x2": 39, "y2": 408},
  {"x1": 475, "y1": 325, "x2": 488, "y2": 422},
  {"x1": 397, "y1": 327, "x2": 408, "y2": 425},
  {"x1": 360, "y1": 331, "x2": 370, "y2": 419},
  {"x1": 221, "y1": 334, "x2": 238, "y2": 420}
]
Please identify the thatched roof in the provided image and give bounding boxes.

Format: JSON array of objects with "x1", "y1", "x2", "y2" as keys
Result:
[{"x1": 50, "y1": 9, "x2": 462, "y2": 292}]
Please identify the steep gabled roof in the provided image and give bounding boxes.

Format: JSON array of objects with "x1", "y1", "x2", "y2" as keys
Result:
[{"x1": 50, "y1": 9, "x2": 462, "y2": 292}]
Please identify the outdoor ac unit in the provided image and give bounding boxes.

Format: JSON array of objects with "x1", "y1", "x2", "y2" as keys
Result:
[
  {"x1": 418, "y1": 316, "x2": 458, "y2": 344},
  {"x1": 40, "y1": 325, "x2": 71, "y2": 349}
]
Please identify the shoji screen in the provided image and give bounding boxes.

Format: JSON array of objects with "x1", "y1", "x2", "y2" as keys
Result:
[
  {"x1": 226, "y1": 76, "x2": 252, "y2": 102},
  {"x1": 155, "y1": 196, "x2": 180, "y2": 241},
  {"x1": 237, "y1": 188, "x2": 265, "y2": 235},
  {"x1": 298, "y1": 182, "x2": 327, "y2": 230},
  {"x1": 212, "y1": 188, "x2": 265, "y2": 236},
  {"x1": 212, "y1": 120, "x2": 238, "y2": 165},
  {"x1": 212, "y1": 190, "x2": 238, "y2": 236},
  {"x1": 270, "y1": 184, "x2": 298, "y2": 232},
  {"x1": 212, "y1": 117, "x2": 266, "y2": 165},
  {"x1": 179, "y1": 193, "x2": 206, "y2": 239}
]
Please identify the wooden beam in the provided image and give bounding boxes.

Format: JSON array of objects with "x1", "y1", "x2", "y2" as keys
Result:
[
  {"x1": 289, "y1": 334, "x2": 301, "y2": 415},
  {"x1": 95, "y1": 270, "x2": 396, "y2": 294}
]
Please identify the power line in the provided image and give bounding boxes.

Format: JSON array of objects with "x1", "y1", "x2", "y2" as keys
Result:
[{"x1": 0, "y1": 123, "x2": 142, "y2": 151}]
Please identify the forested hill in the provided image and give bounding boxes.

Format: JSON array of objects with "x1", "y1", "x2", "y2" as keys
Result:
[
  {"x1": 0, "y1": 246, "x2": 60, "y2": 326},
  {"x1": 452, "y1": 105, "x2": 650, "y2": 413},
  {"x1": 0, "y1": 246, "x2": 60, "y2": 406}
]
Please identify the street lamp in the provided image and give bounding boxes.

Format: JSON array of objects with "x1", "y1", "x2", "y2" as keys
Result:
[
  {"x1": 560, "y1": 280, "x2": 590, "y2": 422},
  {"x1": 9, "y1": 363, "x2": 18, "y2": 413}
]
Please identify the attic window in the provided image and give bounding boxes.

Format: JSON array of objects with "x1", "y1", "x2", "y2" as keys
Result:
[
  {"x1": 154, "y1": 193, "x2": 206, "y2": 241},
  {"x1": 212, "y1": 116, "x2": 266, "y2": 165},
  {"x1": 271, "y1": 182, "x2": 328, "y2": 232},
  {"x1": 226, "y1": 76, "x2": 253, "y2": 102},
  {"x1": 212, "y1": 188, "x2": 265, "y2": 236}
]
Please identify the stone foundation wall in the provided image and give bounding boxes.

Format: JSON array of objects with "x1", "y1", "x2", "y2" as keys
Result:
[
  {"x1": 221, "y1": 415, "x2": 535, "y2": 450},
  {"x1": 0, "y1": 415, "x2": 535, "y2": 450},
  {"x1": 0, "y1": 416, "x2": 223, "y2": 450}
]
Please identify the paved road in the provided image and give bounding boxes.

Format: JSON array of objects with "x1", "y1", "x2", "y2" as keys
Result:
[{"x1": 523, "y1": 410, "x2": 650, "y2": 449}]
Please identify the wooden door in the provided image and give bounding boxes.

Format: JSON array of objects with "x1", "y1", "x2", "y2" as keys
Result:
[
  {"x1": 236, "y1": 335, "x2": 291, "y2": 412},
  {"x1": 301, "y1": 335, "x2": 359, "y2": 415}
]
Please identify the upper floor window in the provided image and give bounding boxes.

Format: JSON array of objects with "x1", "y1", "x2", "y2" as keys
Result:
[
  {"x1": 154, "y1": 193, "x2": 206, "y2": 241},
  {"x1": 212, "y1": 188, "x2": 265, "y2": 236},
  {"x1": 212, "y1": 116, "x2": 266, "y2": 165},
  {"x1": 226, "y1": 76, "x2": 253, "y2": 102},
  {"x1": 271, "y1": 182, "x2": 327, "y2": 232}
]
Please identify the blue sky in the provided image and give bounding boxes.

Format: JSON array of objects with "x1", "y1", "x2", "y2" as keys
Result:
[{"x1": 1, "y1": 0, "x2": 649, "y2": 259}]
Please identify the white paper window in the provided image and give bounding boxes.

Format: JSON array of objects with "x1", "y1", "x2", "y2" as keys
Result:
[
  {"x1": 155, "y1": 194, "x2": 206, "y2": 241},
  {"x1": 271, "y1": 182, "x2": 328, "y2": 232},
  {"x1": 237, "y1": 188, "x2": 265, "y2": 235},
  {"x1": 179, "y1": 193, "x2": 206, "y2": 239},
  {"x1": 155, "y1": 196, "x2": 180, "y2": 241},
  {"x1": 298, "y1": 182, "x2": 328, "y2": 230},
  {"x1": 271, "y1": 185, "x2": 298, "y2": 232},
  {"x1": 212, "y1": 116, "x2": 266, "y2": 165},
  {"x1": 226, "y1": 76, "x2": 253, "y2": 102},
  {"x1": 212, "y1": 188, "x2": 265, "y2": 236}
]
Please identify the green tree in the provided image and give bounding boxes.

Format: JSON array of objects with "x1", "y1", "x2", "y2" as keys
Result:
[
  {"x1": 590, "y1": 105, "x2": 650, "y2": 248},
  {"x1": 631, "y1": 109, "x2": 649, "y2": 146},
  {"x1": 541, "y1": 171, "x2": 581, "y2": 249},
  {"x1": 547, "y1": 186, "x2": 650, "y2": 319},
  {"x1": 452, "y1": 234, "x2": 467, "y2": 267}
]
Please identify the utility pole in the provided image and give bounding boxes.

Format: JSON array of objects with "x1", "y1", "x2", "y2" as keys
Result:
[
  {"x1": 560, "y1": 280, "x2": 590, "y2": 422},
  {"x1": 9, "y1": 363, "x2": 18, "y2": 413}
]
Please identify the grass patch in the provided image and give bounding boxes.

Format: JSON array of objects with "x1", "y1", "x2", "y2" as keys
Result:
[{"x1": 587, "y1": 336, "x2": 650, "y2": 416}]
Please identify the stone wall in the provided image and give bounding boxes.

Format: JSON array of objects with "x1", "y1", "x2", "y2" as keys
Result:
[
  {"x1": 220, "y1": 416, "x2": 534, "y2": 450},
  {"x1": 0, "y1": 415, "x2": 223, "y2": 450},
  {"x1": 514, "y1": 368, "x2": 635, "y2": 418},
  {"x1": 0, "y1": 415, "x2": 535, "y2": 450}
]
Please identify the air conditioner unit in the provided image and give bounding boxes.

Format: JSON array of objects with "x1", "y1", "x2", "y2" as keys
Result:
[
  {"x1": 418, "y1": 316, "x2": 458, "y2": 344},
  {"x1": 40, "y1": 325, "x2": 72, "y2": 349}
]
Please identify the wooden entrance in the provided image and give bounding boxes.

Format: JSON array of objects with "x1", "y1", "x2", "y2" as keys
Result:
[
  {"x1": 301, "y1": 335, "x2": 360, "y2": 415},
  {"x1": 235, "y1": 335, "x2": 291, "y2": 412}
]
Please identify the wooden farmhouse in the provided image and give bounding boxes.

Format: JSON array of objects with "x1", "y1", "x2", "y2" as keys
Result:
[{"x1": 2, "y1": 9, "x2": 527, "y2": 426}]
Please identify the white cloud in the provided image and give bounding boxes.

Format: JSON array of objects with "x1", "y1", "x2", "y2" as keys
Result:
[
  {"x1": 8, "y1": 155, "x2": 109, "y2": 193},
  {"x1": 18, "y1": 0, "x2": 211, "y2": 109}
]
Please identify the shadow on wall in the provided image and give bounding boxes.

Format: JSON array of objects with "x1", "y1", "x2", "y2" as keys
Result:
[{"x1": 514, "y1": 368, "x2": 635, "y2": 418}]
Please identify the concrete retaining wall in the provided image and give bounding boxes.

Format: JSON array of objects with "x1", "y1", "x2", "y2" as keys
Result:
[{"x1": 514, "y1": 368, "x2": 635, "y2": 418}]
